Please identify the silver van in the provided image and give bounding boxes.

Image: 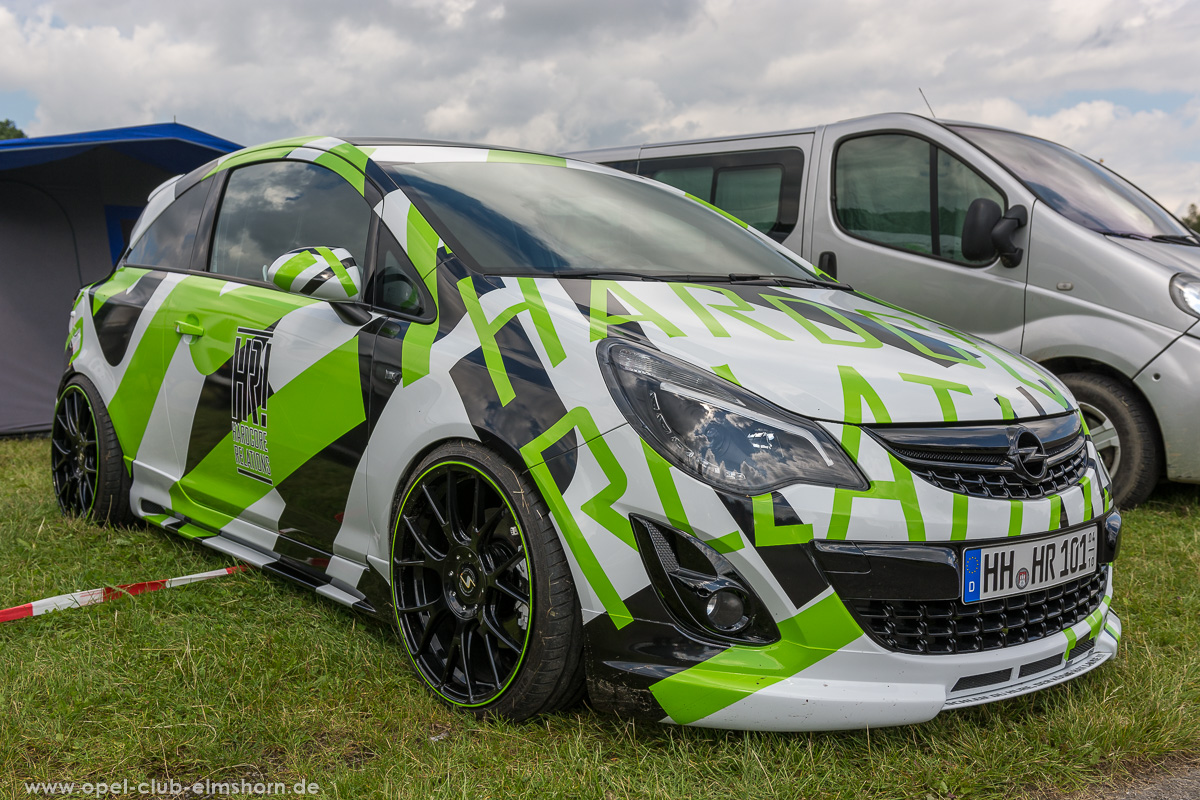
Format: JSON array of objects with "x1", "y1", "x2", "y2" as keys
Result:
[{"x1": 570, "y1": 113, "x2": 1200, "y2": 507}]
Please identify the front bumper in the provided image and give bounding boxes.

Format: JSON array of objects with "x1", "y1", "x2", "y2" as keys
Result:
[{"x1": 530, "y1": 416, "x2": 1119, "y2": 731}]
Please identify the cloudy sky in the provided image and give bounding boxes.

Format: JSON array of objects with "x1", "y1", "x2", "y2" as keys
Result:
[{"x1": 2, "y1": 0, "x2": 1199, "y2": 212}]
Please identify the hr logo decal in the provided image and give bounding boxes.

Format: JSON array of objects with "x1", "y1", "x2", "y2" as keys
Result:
[{"x1": 231, "y1": 327, "x2": 273, "y2": 484}]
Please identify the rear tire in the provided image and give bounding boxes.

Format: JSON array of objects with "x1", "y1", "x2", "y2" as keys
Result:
[
  {"x1": 50, "y1": 375, "x2": 134, "y2": 525},
  {"x1": 389, "y1": 440, "x2": 585, "y2": 720},
  {"x1": 1061, "y1": 372, "x2": 1160, "y2": 509}
]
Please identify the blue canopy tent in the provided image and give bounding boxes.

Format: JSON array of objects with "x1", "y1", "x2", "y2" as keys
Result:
[{"x1": 0, "y1": 123, "x2": 241, "y2": 433}]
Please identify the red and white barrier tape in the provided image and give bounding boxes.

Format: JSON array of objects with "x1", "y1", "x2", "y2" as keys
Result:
[{"x1": 0, "y1": 565, "x2": 249, "y2": 622}]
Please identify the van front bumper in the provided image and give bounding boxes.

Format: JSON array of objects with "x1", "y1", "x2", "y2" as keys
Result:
[{"x1": 1135, "y1": 330, "x2": 1200, "y2": 483}]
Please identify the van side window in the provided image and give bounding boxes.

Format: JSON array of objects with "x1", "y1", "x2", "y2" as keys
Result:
[
  {"x1": 834, "y1": 134, "x2": 1003, "y2": 265},
  {"x1": 715, "y1": 166, "x2": 784, "y2": 234},
  {"x1": 651, "y1": 166, "x2": 714, "y2": 200},
  {"x1": 638, "y1": 148, "x2": 804, "y2": 242}
]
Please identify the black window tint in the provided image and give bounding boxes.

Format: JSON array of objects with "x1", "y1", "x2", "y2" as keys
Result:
[
  {"x1": 126, "y1": 182, "x2": 210, "y2": 268},
  {"x1": 835, "y1": 134, "x2": 1004, "y2": 265},
  {"x1": 835, "y1": 134, "x2": 934, "y2": 255},
  {"x1": 210, "y1": 161, "x2": 371, "y2": 282},
  {"x1": 373, "y1": 223, "x2": 423, "y2": 316},
  {"x1": 715, "y1": 166, "x2": 783, "y2": 233},
  {"x1": 651, "y1": 166, "x2": 714, "y2": 200}
]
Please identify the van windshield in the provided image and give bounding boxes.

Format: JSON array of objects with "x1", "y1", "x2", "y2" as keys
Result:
[
  {"x1": 952, "y1": 126, "x2": 1194, "y2": 241},
  {"x1": 382, "y1": 161, "x2": 818, "y2": 279}
]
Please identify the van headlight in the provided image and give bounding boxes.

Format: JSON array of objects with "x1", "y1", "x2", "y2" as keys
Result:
[
  {"x1": 1170, "y1": 273, "x2": 1200, "y2": 319},
  {"x1": 598, "y1": 340, "x2": 867, "y2": 493}
]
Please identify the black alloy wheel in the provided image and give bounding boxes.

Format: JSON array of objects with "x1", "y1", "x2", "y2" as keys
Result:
[
  {"x1": 52, "y1": 383, "x2": 98, "y2": 516},
  {"x1": 390, "y1": 441, "x2": 584, "y2": 720},
  {"x1": 50, "y1": 376, "x2": 134, "y2": 524}
]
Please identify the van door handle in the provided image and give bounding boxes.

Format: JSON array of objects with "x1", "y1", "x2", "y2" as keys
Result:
[
  {"x1": 817, "y1": 251, "x2": 838, "y2": 280},
  {"x1": 174, "y1": 319, "x2": 205, "y2": 337}
]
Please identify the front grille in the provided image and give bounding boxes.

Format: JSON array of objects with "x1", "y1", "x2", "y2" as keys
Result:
[
  {"x1": 869, "y1": 414, "x2": 1088, "y2": 500},
  {"x1": 848, "y1": 567, "x2": 1106, "y2": 655},
  {"x1": 906, "y1": 446, "x2": 1087, "y2": 500}
]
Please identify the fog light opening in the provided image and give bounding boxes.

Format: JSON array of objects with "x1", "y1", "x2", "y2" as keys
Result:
[{"x1": 705, "y1": 588, "x2": 749, "y2": 632}]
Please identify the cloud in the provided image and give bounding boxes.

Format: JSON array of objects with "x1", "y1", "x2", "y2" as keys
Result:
[{"x1": 0, "y1": 0, "x2": 1198, "y2": 209}]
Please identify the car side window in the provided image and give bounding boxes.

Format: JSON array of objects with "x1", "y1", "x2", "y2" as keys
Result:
[
  {"x1": 651, "y1": 166, "x2": 714, "y2": 200},
  {"x1": 834, "y1": 134, "x2": 1004, "y2": 265},
  {"x1": 125, "y1": 182, "x2": 211, "y2": 269},
  {"x1": 372, "y1": 222, "x2": 424, "y2": 317},
  {"x1": 209, "y1": 161, "x2": 372, "y2": 282}
]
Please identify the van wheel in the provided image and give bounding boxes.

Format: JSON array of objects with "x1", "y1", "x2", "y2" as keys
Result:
[
  {"x1": 50, "y1": 375, "x2": 134, "y2": 525},
  {"x1": 389, "y1": 440, "x2": 585, "y2": 720},
  {"x1": 1061, "y1": 372, "x2": 1160, "y2": 508}
]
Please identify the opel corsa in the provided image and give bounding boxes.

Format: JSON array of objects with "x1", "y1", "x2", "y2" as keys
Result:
[{"x1": 53, "y1": 136, "x2": 1122, "y2": 730}]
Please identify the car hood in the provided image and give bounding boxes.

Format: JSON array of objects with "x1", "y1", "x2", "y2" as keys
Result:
[
  {"x1": 546, "y1": 278, "x2": 1075, "y2": 425},
  {"x1": 1108, "y1": 236, "x2": 1200, "y2": 276}
]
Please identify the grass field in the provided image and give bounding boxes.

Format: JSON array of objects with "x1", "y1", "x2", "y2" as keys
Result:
[{"x1": 1, "y1": 436, "x2": 1198, "y2": 800}]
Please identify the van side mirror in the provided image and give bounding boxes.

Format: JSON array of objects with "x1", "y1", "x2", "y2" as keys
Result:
[
  {"x1": 266, "y1": 246, "x2": 363, "y2": 302},
  {"x1": 961, "y1": 199, "x2": 1028, "y2": 268}
]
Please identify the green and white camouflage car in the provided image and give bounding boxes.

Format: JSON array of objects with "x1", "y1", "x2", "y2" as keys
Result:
[{"x1": 52, "y1": 135, "x2": 1123, "y2": 731}]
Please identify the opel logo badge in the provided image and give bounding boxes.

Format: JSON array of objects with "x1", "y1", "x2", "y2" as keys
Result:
[{"x1": 1009, "y1": 428, "x2": 1048, "y2": 481}]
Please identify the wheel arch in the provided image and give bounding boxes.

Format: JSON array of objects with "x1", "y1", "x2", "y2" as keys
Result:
[{"x1": 1039, "y1": 355, "x2": 1164, "y2": 442}]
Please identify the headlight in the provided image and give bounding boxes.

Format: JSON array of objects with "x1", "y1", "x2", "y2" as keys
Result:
[
  {"x1": 598, "y1": 340, "x2": 867, "y2": 493},
  {"x1": 1170, "y1": 273, "x2": 1200, "y2": 318}
]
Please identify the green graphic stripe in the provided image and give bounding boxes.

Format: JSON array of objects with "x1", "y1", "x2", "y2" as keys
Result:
[
  {"x1": 950, "y1": 493, "x2": 969, "y2": 541},
  {"x1": 752, "y1": 493, "x2": 813, "y2": 546},
  {"x1": 520, "y1": 408, "x2": 633, "y2": 628},
  {"x1": 945, "y1": 332, "x2": 1070, "y2": 411},
  {"x1": 1104, "y1": 623, "x2": 1120, "y2": 642},
  {"x1": 996, "y1": 394, "x2": 1017, "y2": 420},
  {"x1": 1007, "y1": 499, "x2": 1023, "y2": 537},
  {"x1": 650, "y1": 593, "x2": 863, "y2": 724},
  {"x1": 642, "y1": 441, "x2": 694, "y2": 536},
  {"x1": 170, "y1": 337, "x2": 366, "y2": 531},
  {"x1": 684, "y1": 193, "x2": 749, "y2": 228},
  {"x1": 1064, "y1": 626, "x2": 1078, "y2": 659},
  {"x1": 315, "y1": 246, "x2": 358, "y2": 297},
  {"x1": 707, "y1": 530, "x2": 744, "y2": 553},
  {"x1": 670, "y1": 283, "x2": 791, "y2": 341},
  {"x1": 488, "y1": 150, "x2": 567, "y2": 167},
  {"x1": 458, "y1": 277, "x2": 566, "y2": 405},
  {"x1": 857, "y1": 309, "x2": 983, "y2": 366},
  {"x1": 765, "y1": 295, "x2": 882, "y2": 348},
  {"x1": 828, "y1": 366, "x2": 925, "y2": 542},
  {"x1": 589, "y1": 281, "x2": 685, "y2": 342},
  {"x1": 401, "y1": 205, "x2": 443, "y2": 385},
  {"x1": 711, "y1": 363, "x2": 741, "y2": 385},
  {"x1": 314, "y1": 151, "x2": 366, "y2": 196},
  {"x1": 92, "y1": 267, "x2": 151, "y2": 315},
  {"x1": 1049, "y1": 494, "x2": 1063, "y2": 531},
  {"x1": 272, "y1": 250, "x2": 319, "y2": 288},
  {"x1": 204, "y1": 138, "x2": 320, "y2": 179},
  {"x1": 1080, "y1": 476, "x2": 1094, "y2": 520},
  {"x1": 900, "y1": 373, "x2": 971, "y2": 422}
]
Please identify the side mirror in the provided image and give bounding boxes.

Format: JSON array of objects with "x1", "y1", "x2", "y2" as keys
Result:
[
  {"x1": 961, "y1": 199, "x2": 1029, "y2": 268},
  {"x1": 266, "y1": 246, "x2": 363, "y2": 302}
]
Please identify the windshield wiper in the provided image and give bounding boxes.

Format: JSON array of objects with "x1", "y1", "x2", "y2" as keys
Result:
[
  {"x1": 1150, "y1": 234, "x2": 1200, "y2": 246},
  {"x1": 722, "y1": 273, "x2": 853, "y2": 291},
  {"x1": 550, "y1": 270, "x2": 669, "y2": 282}
]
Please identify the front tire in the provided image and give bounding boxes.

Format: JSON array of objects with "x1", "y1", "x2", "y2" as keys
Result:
[
  {"x1": 1062, "y1": 372, "x2": 1160, "y2": 508},
  {"x1": 389, "y1": 440, "x2": 584, "y2": 720},
  {"x1": 51, "y1": 375, "x2": 134, "y2": 525}
]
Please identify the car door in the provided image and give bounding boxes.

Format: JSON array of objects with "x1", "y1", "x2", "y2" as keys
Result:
[
  {"x1": 808, "y1": 117, "x2": 1036, "y2": 351},
  {"x1": 164, "y1": 157, "x2": 377, "y2": 552}
]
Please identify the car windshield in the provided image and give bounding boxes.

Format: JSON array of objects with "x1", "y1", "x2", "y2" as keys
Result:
[
  {"x1": 952, "y1": 126, "x2": 1193, "y2": 240},
  {"x1": 382, "y1": 161, "x2": 818, "y2": 279}
]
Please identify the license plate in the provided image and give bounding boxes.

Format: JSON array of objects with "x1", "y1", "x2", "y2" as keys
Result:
[{"x1": 963, "y1": 526, "x2": 1097, "y2": 603}]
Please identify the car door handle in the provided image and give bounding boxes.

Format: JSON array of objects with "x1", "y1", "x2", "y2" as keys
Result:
[{"x1": 174, "y1": 319, "x2": 205, "y2": 337}]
